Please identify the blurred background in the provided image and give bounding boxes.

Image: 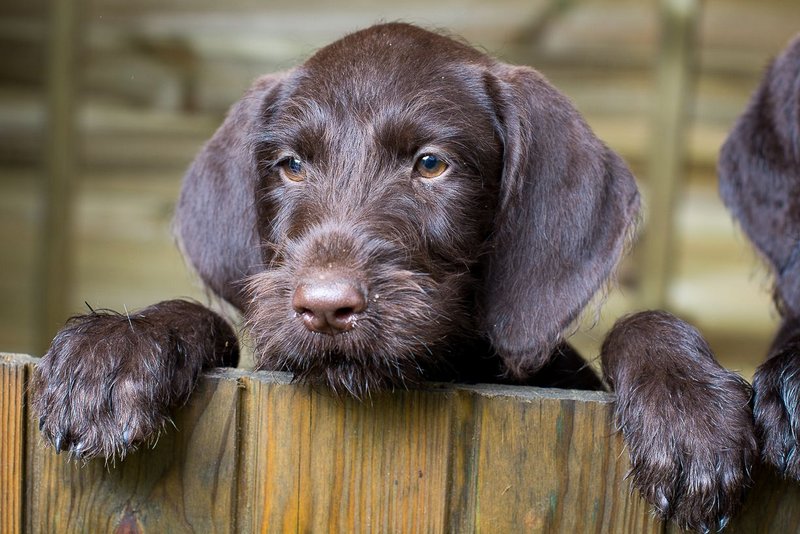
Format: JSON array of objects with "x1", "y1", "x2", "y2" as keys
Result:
[{"x1": 1, "y1": 0, "x2": 798, "y2": 379}]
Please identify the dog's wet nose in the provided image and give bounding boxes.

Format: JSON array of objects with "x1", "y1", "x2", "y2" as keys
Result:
[{"x1": 292, "y1": 273, "x2": 367, "y2": 334}]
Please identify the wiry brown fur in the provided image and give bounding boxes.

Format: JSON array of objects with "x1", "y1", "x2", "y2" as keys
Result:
[
  {"x1": 34, "y1": 300, "x2": 237, "y2": 460},
  {"x1": 719, "y1": 34, "x2": 800, "y2": 483},
  {"x1": 602, "y1": 312, "x2": 756, "y2": 532}
]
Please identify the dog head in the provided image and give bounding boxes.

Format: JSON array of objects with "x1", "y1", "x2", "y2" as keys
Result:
[
  {"x1": 719, "y1": 34, "x2": 800, "y2": 317},
  {"x1": 175, "y1": 23, "x2": 639, "y2": 395}
]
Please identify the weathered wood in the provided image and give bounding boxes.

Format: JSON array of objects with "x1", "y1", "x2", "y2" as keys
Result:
[
  {"x1": 3, "y1": 353, "x2": 799, "y2": 533},
  {"x1": 0, "y1": 354, "x2": 33, "y2": 534},
  {"x1": 237, "y1": 372, "x2": 308, "y2": 532},
  {"x1": 239, "y1": 375, "x2": 466, "y2": 532},
  {"x1": 26, "y1": 366, "x2": 243, "y2": 533},
  {"x1": 469, "y1": 387, "x2": 661, "y2": 532},
  {"x1": 720, "y1": 469, "x2": 800, "y2": 534},
  {"x1": 297, "y1": 387, "x2": 454, "y2": 532}
]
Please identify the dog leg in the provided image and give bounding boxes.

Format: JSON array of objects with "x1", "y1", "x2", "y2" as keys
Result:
[
  {"x1": 34, "y1": 299, "x2": 238, "y2": 460},
  {"x1": 601, "y1": 310, "x2": 756, "y2": 532},
  {"x1": 753, "y1": 317, "x2": 800, "y2": 479}
]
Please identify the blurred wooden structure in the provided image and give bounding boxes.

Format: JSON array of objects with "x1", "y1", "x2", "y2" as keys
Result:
[
  {"x1": 3, "y1": 353, "x2": 800, "y2": 533},
  {"x1": 1, "y1": 1, "x2": 799, "y2": 371},
  {"x1": 36, "y1": 0, "x2": 81, "y2": 354},
  {"x1": 638, "y1": 0, "x2": 699, "y2": 309}
]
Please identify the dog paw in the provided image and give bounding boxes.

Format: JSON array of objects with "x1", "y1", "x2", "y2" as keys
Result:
[
  {"x1": 34, "y1": 310, "x2": 200, "y2": 461},
  {"x1": 753, "y1": 348, "x2": 800, "y2": 479},
  {"x1": 615, "y1": 372, "x2": 756, "y2": 532},
  {"x1": 603, "y1": 311, "x2": 758, "y2": 531}
]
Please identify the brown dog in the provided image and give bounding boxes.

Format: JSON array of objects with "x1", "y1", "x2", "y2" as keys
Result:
[
  {"x1": 719, "y1": 34, "x2": 800, "y2": 481},
  {"x1": 35, "y1": 23, "x2": 755, "y2": 531}
]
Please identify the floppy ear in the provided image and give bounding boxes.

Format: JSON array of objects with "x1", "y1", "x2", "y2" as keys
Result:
[
  {"x1": 483, "y1": 65, "x2": 640, "y2": 378},
  {"x1": 719, "y1": 35, "x2": 800, "y2": 317},
  {"x1": 174, "y1": 74, "x2": 286, "y2": 310}
]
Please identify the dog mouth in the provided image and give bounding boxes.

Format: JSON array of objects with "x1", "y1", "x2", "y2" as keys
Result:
[
  {"x1": 244, "y1": 266, "x2": 468, "y2": 397},
  {"x1": 287, "y1": 348, "x2": 425, "y2": 399},
  {"x1": 248, "y1": 305, "x2": 438, "y2": 398}
]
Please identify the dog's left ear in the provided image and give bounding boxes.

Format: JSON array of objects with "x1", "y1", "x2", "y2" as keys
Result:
[
  {"x1": 483, "y1": 65, "x2": 640, "y2": 377},
  {"x1": 719, "y1": 35, "x2": 800, "y2": 316}
]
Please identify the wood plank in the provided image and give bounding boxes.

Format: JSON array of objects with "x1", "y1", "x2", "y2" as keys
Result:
[
  {"x1": 0, "y1": 353, "x2": 33, "y2": 534},
  {"x1": 26, "y1": 369, "x2": 242, "y2": 533},
  {"x1": 442, "y1": 388, "x2": 481, "y2": 532},
  {"x1": 301, "y1": 387, "x2": 454, "y2": 532},
  {"x1": 470, "y1": 386, "x2": 662, "y2": 533},
  {"x1": 240, "y1": 373, "x2": 461, "y2": 532},
  {"x1": 710, "y1": 469, "x2": 800, "y2": 534},
  {"x1": 237, "y1": 371, "x2": 308, "y2": 533}
]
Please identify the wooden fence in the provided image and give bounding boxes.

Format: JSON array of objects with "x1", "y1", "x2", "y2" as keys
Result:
[{"x1": 2, "y1": 352, "x2": 799, "y2": 533}]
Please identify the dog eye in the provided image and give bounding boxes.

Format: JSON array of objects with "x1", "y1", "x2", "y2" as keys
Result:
[
  {"x1": 279, "y1": 156, "x2": 306, "y2": 182},
  {"x1": 415, "y1": 154, "x2": 448, "y2": 179}
]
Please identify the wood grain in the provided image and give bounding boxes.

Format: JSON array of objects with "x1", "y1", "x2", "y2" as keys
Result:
[
  {"x1": 3, "y1": 354, "x2": 800, "y2": 533},
  {"x1": 26, "y1": 368, "x2": 242, "y2": 533},
  {"x1": 1, "y1": 353, "x2": 33, "y2": 534},
  {"x1": 466, "y1": 386, "x2": 662, "y2": 533},
  {"x1": 237, "y1": 371, "x2": 308, "y2": 533},
  {"x1": 302, "y1": 387, "x2": 454, "y2": 532}
]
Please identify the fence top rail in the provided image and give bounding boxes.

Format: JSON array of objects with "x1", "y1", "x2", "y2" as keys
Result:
[
  {"x1": 2, "y1": 351, "x2": 614, "y2": 402},
  {"x1": 3, "y1": 350, "x2": 799, "y2": 533}
]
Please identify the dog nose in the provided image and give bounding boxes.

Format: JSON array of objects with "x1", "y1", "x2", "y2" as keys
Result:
[{"x1": 292, "y1": 273, "x2": 367, "y2": 334}]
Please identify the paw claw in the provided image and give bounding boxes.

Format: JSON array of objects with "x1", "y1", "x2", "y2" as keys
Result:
[
  {"x1": 122, "y1": 427, "x2": 133, "y2": 448},
  {"x1": 53, "y1": 433, "x2": 66, "y2": 454},
  {"x1": 72, "y1": 440, "x2": 87, "y2": 457},
  {"x1": 652, "y1": 487, "x2": 671, "y2": 516}
]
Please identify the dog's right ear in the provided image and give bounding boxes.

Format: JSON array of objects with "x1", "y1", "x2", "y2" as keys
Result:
[
  {"x1": 174, "y1": 74, "x2": 286, "y2": 310},
  {"x1": 719, "y1": 35, "x2": 800, "y2": 316}
]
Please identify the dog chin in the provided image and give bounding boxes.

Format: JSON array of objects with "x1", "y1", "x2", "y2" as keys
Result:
[{"x1": 262, "y1": 347, "x2": 425, "y2": 399}]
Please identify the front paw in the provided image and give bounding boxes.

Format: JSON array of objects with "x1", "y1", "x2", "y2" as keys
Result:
[
  {"x1": 615, "y1": 371, "x2": 756, "y2": 532},
  {"x1": 753, "y1": 347, "x2": 800, "y2": 479},
  {"x1": 34, "y1": 310, "x2": 198, "y2": 461}
]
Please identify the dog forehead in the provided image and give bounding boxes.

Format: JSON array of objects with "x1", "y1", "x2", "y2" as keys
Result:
[
  {"x1": 307, "y1": 23, "x2": 489, "y2": 70},
  {"x1": 261, "y1": 24, "x2": 503, "y2": 168},
  {"x1": 297, "y1": 23, "x2": 492, "y2": 102}
]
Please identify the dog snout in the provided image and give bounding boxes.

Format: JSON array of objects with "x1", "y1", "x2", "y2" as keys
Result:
[{"x1": 292, "y1": 270, "x2": 367, "y2": 334}]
